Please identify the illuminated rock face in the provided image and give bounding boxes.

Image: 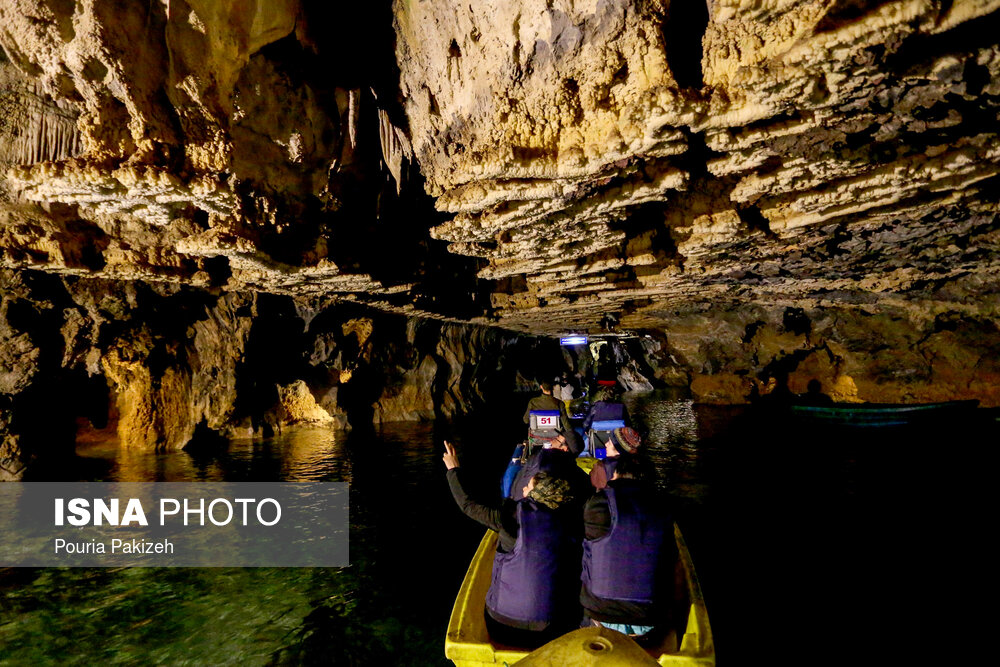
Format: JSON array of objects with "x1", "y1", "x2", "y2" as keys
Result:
[
  {"x1": 395, "y1": 0, "x2": 1000, "y2": 329},
  {"x1": 635, "y1": 302, "x2": 1000, "y2": 406},
  {"x1": 0, "y1": 269, "x2": 561, "y2": 478},
  {"x1": 2, "y1": 1, "x2": 1000, "y2": 471}
]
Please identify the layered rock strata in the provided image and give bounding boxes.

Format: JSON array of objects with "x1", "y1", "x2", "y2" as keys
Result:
[
  {"x1": 395, "y1": 1, "x2": 1000, "y2": 331},
  {"x1": 633, "y1": 300, "x2": 1000, "y2": 405},
  {"x1": 0, "y1": 1, "x2": 993, "y2": 331}
]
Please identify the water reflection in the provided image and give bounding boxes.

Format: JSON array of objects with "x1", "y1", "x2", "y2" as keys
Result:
[
  {"x1": 624, "y1": 390, "x2": 734, "y2": 502},
  {"x1": 6, "y1": 395, "x2": 985, "y2": 664},
  {"x1": 74, "y1": 427, "x2": 352, "y2": 483},
  {"x1": 3, "y1": 421, "x2": 496, "y2": 666}
]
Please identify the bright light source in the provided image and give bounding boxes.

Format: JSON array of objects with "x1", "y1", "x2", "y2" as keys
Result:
[{"x1": 560, "y1": 335, "x2": 588, "y2": 346}]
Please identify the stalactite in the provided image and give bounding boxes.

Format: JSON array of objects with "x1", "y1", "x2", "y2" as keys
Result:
[
  {"x1": 348, "y1": 88, "x2": 359, "y2": 150},
  {"x1": 0, "y1": 97, "x2": 81, "y2": 164},
  {"x1": 374, "y1": 102, "x2": 413, "y2": 196},
  {"x1": 0, "y1": 81, "x2": 82, "y2": 166}
]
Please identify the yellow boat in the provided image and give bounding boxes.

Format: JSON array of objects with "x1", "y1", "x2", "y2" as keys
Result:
[{"x1": 444, "y1": 523, "x2": 715, "y2": 666}]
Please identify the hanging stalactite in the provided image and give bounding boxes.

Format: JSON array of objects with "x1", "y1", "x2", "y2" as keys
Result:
[
  {"x1": 0, "y1": 75, "x2": 82, "y2": 166},
  {"x1": 373, "y1": 89, "x2": 413, "y2": 196}
]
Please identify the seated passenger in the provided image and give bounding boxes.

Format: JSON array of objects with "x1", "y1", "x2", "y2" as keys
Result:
[
  {"x1": 581, "y1": 455, "x2": 677, "y2": 641},
  {"x1": 442, "y1": 441, "x2": 582, "y2": 648},
  {"x1": 582, "y1": 387, "x2": 631, "y2": 432},
  {"x1": 523, "y1": 380, "x2": 570, "y2": 426},
  {"x1": 524, "y1": 381, "x2": 583, "y2": 454},
  {"x1": 799, "y1": 378, "x2": 834, "y2": 406},
  {"x1": 510, "y1": 434, "x2": 592, "y2": 507},
  {"x1": 590, "y1": 426, "x2": 642, "y2": 490},
  {"x1": 556, "y1": 373, "x2": 577, "y2": 412}
]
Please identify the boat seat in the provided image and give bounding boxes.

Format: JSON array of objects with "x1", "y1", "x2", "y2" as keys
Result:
[
  {"x1": 528, "y1": 410, "x2": 561, "y2": 446},
  {"x1": 587, "y1": 419, "x2": 626, "y2": 457}
]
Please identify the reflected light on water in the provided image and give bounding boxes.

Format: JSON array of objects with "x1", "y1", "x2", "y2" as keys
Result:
[
  {"x1": 624, "y1": 390, "x2": 707, "y2": 500},
  {"x1": 75, "y1": 427, "x2": 352, "y2": 483}
]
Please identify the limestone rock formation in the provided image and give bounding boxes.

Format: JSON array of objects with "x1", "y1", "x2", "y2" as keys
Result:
[
  {"x1": 0, "y1": 269, "x2": 562, "y2": 476},
  {"x1": 2, "y1": 1, "x2": 1000, "y2": 473},
  {"x1": 0, "y1": 1, "x2": 993, "y2": 330},
  {"x1": 634, "y1": 301, "x2": 1000, "y2": 405},
  {"x1": 394, "y1": 0, "x2": 1000, "y2": 331}
]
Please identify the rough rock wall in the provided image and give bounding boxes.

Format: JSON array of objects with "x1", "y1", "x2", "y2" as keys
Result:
[
  {"x1": 637, "y1": 300, "x2": 1000, "y2": 405},
  {"x1": 0, "y1": 269, "x2": 261, "y2": 478},
  {"x1": 297, "y1": 307, "x2": 561, "y2": 426},
  {"x1": 0, "y1": 269, "x2": 557, "y2": 478},
  {"x1": 1, "y1": 0, "x2": 999, "y2": 427},
  {"x1": 395, "y1": 0, "x2": 1000, "y2": 332},
  {"x1": 0, "y1": 1, "x2": 486, "y2": 320},
  {"x1": 0, "y1": 270, "x2": 82, "y2": 480}
]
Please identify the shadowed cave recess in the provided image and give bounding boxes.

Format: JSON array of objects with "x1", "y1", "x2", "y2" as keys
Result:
[{"x1": 2, "y1": 0, "x2": 1000, "y2": 479}]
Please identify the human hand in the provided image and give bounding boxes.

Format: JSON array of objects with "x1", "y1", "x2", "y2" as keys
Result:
[{"x1": 443, "y1": 440, "x2": 460, "y2": 470}]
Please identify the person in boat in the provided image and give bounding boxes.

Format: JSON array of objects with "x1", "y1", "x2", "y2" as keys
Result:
[
  {"x1": 510, "y1": 434, "x2": 592, "y2": 506},
  {"x1": 556, "y1": 373, "x2": 576, "y2": 412},
  {"x1": 523, "y1": 380, "x2": 582, "y2": 454},
  {"x1": 442, "y1": 441, "x2": 582, "y2": 648},
  {"x1": 581, "y1": 386, "x2": 631, "y2": 433},
  {"x1": 523, "y1": 380, "x2": 570, "y2": 426},
  {"x1": 551, "y1": 375, "x2": 565, "y2": 403},
  {"x1": 799, "y1": 378, "x2": 834, "y2": 405},
  {"x1": 590, "y1": 426, "x2": 642, "y2": 491},
  {"x1": 581, "y1": 454, "x2": 677, "y2": 642}
]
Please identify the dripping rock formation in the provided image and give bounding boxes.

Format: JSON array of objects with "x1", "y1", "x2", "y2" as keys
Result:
[{"x1": 2, "y1": 1, "x2": 1000, "y2": 475}]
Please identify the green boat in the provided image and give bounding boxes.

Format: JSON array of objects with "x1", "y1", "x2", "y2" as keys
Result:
[{"x1": 788, "y1": 400, "x2": 979, "y2": 426}]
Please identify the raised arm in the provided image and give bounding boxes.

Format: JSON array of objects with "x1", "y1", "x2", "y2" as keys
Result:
[{"x1": 443, "y1": 441, "x2": 505, "y2": 533}]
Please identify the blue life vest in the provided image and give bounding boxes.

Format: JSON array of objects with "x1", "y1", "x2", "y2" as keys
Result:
[
  {"x1": 582, "y1": 484, "x2": 671, "y2": 605},
  {"x1": 486, "y1": 500, "x2": 580, "y2": 630}
]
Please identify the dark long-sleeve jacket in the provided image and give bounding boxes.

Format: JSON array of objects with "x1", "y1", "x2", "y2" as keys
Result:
[
  {"x1": 523, "y1": 394, "x2": 570, "y2": 426},
  {"x1": 447, "y1": 467, "x2": 520, "y2": 552}
]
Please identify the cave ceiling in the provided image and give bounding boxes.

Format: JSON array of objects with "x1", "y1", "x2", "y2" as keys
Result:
[{"x1": 1, "y1": 0, "x2": 999, "y2": 335}]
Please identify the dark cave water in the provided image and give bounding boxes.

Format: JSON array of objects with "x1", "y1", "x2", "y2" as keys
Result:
[{"x1": 1, "y1": 391, "x2": 994, "y2": 665}]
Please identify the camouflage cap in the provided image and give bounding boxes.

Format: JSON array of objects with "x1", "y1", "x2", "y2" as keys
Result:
[{"x1": 527, "y1": 471, "x2": 574, "y2": 509}]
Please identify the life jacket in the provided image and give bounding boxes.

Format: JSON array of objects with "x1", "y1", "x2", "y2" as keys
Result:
[
  {"x1": 582, "y1": 484, "x2": 671, "y2": 605},
  {"x1": 486, "y1": 500, "x2": 580, "y2": 631}
]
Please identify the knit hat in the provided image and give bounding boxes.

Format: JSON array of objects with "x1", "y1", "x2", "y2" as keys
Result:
[
  {"x1": 611, "y1": 427, "x2": 642, "y2": 454},
  {"x1": 527, "y1": 472, "x2": 574, "y2": 509}
]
